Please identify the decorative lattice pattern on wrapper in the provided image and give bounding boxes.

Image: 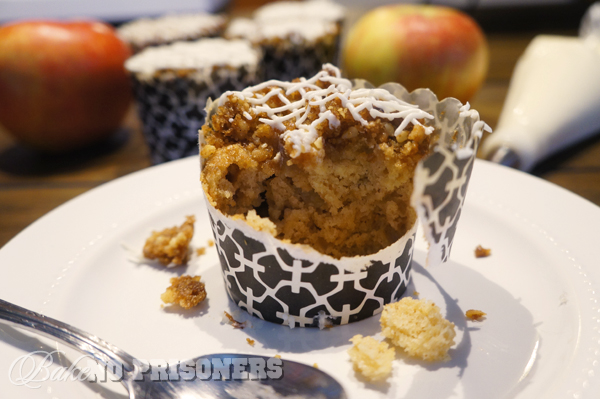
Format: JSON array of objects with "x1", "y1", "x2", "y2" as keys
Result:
[
  {"x1": 200, "y1": 65, "x2": 489, "y2": 326},
  {"x1": 374, "y1": 82, "x2": 491, "y2": 267},
  {"x1": 207, "y1": 200, "x2": 415, "y2": 327}
]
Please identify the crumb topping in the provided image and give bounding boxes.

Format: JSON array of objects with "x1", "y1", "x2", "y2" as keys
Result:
[
  {"x1": 475, "y1": 245, "x2": 491, "y2": 258},
  {"x1": 216, "y1": 64, "x2": 433, "y2": 158},
  {"x1": 466, "y1": 309, "x2": 487, "y2": 321},
  {"x1": 161, "y1": 275, "x2": 206, "y2": 309},
  {"x1": 143, "y1": 215, "x2": 195, "y2": 266}
]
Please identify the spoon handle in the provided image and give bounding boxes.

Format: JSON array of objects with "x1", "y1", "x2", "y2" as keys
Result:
[{"x1": 0, "y1": 298, "x2": 136, "y2": 375}]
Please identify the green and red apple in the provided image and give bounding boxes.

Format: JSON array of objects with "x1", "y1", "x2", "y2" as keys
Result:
[
  {"x1": 0, "y1": 20, "x2": 132, "y2": 151},
  {"x1": 342, "y1": 5, "x2": 489, "y2": 103}
]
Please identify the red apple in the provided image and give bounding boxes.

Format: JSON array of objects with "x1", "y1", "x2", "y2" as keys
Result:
[
  {"x1": 0, "y1": 20, "x2": 132, "y2": 151},
  {"x1": 342, "y1": 5, "x2": 489, "y2": 103}
]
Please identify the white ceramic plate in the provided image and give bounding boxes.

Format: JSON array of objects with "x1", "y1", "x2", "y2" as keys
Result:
[{"x1": 1, "y1": 157, "x2": 599, "y2": 399}]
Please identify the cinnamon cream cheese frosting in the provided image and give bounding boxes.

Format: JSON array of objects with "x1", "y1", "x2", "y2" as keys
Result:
[
  {"x1": 118, "y1": 13, "x2": 226, "y2": 53},
  {"x1": 125, "y1": 38, "x2": 260, "y2": 78}
]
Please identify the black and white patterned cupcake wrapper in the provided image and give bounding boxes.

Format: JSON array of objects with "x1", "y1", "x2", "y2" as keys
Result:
[
  {"x1": 260, "y1": 33, "x2": 339, "y2": 82},
  {"x1": 131, "y1": 66, "x2": 260, "y2": 164},
  {"x1": 203, "y1": 80, "x2": 489, "y2": 327},
  {"x1": 206, "y1": 201, "x2": 416, "y2": 328}
]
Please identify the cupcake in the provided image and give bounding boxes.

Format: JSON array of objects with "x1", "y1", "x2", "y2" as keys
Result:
[
  {"x1": 117, "y1": 13, "x2": 226, "y2": 54},
  {"x1": 200, "y1": 64, "x2": 489, "y2": 327},
  {"x1": 125, "y1": 38, "x2": 261, "y2": 164},
  {"x1": 225, "y1": 0, "x2": 346, "y2": 81}
]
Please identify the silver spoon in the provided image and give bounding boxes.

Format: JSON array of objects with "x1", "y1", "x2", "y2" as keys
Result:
[{"x1": 0, "y1": 299, "x2": 346, "y2": 398}]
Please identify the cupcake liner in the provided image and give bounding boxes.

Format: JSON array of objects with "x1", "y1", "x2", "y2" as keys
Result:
[
  {"x1": 374, "y1": 82, "x2": 491, "y2": 267},
  {"x1": 202, "y1": 79, "x2": 488, "y2": 327},
  {"x1": 131, "y1": 65, "x2": 260, "y2": 164},
  {"x1": 207, "y1": 200, "x2": 416, "y2": 327}
]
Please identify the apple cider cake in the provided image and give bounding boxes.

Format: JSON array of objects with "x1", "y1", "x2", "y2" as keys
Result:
[{"x1": 200, "y1": 64, "x2": 434, "y2": 259}]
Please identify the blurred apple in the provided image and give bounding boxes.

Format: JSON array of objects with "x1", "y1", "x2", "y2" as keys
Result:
[
  {"x1": 342, "y1": 5, "x2": 489, "y2": 103},
  {"x1": 0, "y1": 20, "x2": 132, "y2": 151}
]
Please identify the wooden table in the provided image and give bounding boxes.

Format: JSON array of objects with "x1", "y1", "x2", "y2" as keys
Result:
[{"x1": 1, "y1": 20, "x2": 599, "y2": 249}]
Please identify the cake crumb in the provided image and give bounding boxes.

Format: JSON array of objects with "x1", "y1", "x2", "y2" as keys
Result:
[
  {"x1": 380, "y1": 297, "x2": 456, "y2": 362},
  {"x1": 474, "y1": 245, "x2": 491, "y2": 258},
  {"x1": 466, "y1": 309, "x2": 487, "y2": 321},
  {"x1": 232, "y1": 209, "x2": 277, "y2": 236},
  {"x1": 222, "y1": 311, "x2": 247, "y2": 329},
  {"x1": 196, "y1": 247, "x2": 206, "y2": 256},
  {"x1": 143, "y1": 215, "x2": 195, "y2": 266},
  {"x1": 208, "y1": 239, "x2": 215, "y2": 247},
  {"x1": 313, "y1": 363, "x2": 319, "y2": 369},
  {"x1": 273, "y1": 354, "x2": 281, "y2": 359},
  {"x1": 246, "y1": 338, "x2": 255, "y2": 346},
  {"x1": 161, "y1": 275, "x2": 206, "y2": 309},
  {"x1": 348, "y1": 335, "x2": 395, "y2": 382},
  {"x1": 413, "y1": 291, "x2": 420, "y2": 297}
]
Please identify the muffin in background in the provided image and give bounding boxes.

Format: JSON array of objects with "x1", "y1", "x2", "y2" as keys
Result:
[
  {"x1": 225, "y1": 17, "x2": 340, "y2": 82},
  {"x1": 118, "y1": 13, "x2": 226, "y2": 54},
  {"x1": 225, "y1": 0, "x2": 346, "y2": 81},
  {"x1": 125, "y1": 38, "x2": 261, "y2": 164}
]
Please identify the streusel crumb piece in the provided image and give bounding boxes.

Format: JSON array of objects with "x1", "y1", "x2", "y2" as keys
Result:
[
  {"x1": 348, "y1": 335, "x2": 395, "y2": 381},
  {"x1": 466, "y1": 309, "x2": 487, "y2": 321},
  {"x1": 161, "y1": 275, "x2": 206, "y2": 309},
  {"x1": 143, "y1": 215, "x2": 195, "y2": 266},
  {"x1": 380, "y1": 297, "x2": 456, "y2": 362},
  {"x1": 474, "y1": 245, "x2": 491, "y2": 258}
]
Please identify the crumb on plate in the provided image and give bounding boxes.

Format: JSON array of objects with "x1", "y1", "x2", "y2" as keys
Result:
[
  {"x1": 466, "y1": 309, "x2": 487, "y2": 321},
  {"x1": 246, "y1": 338, "x2": 255, "y2": 346},
  {"x1": 161, "y1": 275, "x2": 206, "y2": 309},
  {"x1": 196, "y1": 247, "x2": 206, "y2": 256},
  {"x1": 208, "y1": 239, "x2": 215, "y2": 247},
  {"x1": 474, "y1": 245, "x2": 491, "y2": 258},
  {"x1": 222, "y1": 311, "x2": 247, "y2": 329},
  {"x1": 348, "y1": 335, "x2": 395, "y2": 382},
  {"x1": 380, "y1": 297, "x2": 456, "y2": 362},
  {"x1": 143, "y1": 215, "x2": 195, "y2": 266}
]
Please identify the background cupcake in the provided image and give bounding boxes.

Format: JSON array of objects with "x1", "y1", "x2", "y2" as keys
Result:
[
  {"x1": 118, "y1": 13, "x2": 227, "y2": 54},
  {"x1": 126, "y1": 38, "x2": 261, "y2": 164},
  {"x1": 225, "y1": 0, "x2": 346, "y2": 81}
]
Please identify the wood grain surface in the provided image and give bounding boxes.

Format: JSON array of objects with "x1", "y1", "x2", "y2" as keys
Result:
[{"x1": 1, "y1": 4, "x2": 599, "y2": 249}]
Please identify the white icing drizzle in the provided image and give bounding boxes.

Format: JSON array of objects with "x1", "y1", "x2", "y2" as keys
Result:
[{"x1": 216, "y1": 64, "x2": 434, "y2": 158}]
